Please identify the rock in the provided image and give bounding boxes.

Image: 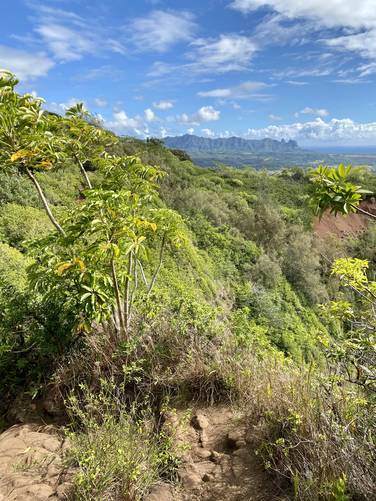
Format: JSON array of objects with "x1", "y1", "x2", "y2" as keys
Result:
[
  {"x1": 211, "y1": 450, "x2": 224, "y2": 463},
  {"x1": 227, "y1": 430, "x2": 244, "y2": 448},
  {"x1": 0, "y1": 424, "x2": 73, "y2": 501},
  {"x1": 7, "y1": 483, "x2": 55, "y2": 500},
  {"x1": 200, "y1": 430, "x2": 209, "y2": 446},
  {"x1": 235, "y1": 439, "x2": 247, "y2": 449},
  {"x1": 202, "y1": 473, "x2": 214, "y2": 482},
  {"x1": 56, "y1": 483, "x2": 74, "y2": 500},
  {"x1": 179, "y1": 471, "x2": 202, "y2": 489},
  {"x1": 232, "y1": 447, "x2": 248, "y2": 458},
  {"x1": 146, "y1": 483, "x2": 174, "y2": 501},
  {"x1": 191, "y1": 413, "x2": 209, "y2": 430},
  {"x1": 194, "y1": 447, "x2": 212, "y2": 459}
]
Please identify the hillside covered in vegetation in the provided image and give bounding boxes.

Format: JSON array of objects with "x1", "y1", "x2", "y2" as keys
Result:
[{"x1": 0, "y1": 72, "x2": 375, "y2": 500}]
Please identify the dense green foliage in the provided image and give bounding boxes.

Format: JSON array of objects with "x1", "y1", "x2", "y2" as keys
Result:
[{"x1": 0, "y1": 72, "x2": 375, "y2": 500}]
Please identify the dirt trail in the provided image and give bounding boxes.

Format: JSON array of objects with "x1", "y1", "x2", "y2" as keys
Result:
[
  {"x1": 0, "y1": 406, "x2": 286, "y2": 500},
  {"x1": 148, "y1": 406, "x2": 287, "y2": 501}
]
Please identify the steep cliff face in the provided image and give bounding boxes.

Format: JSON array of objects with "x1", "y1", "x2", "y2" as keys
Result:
[
  {"x1": 163, "y1": 134, "x2": 300, "y2": 153},
  {"x1": 314, "y1": 200, "x2": 376, "y2": 238}
]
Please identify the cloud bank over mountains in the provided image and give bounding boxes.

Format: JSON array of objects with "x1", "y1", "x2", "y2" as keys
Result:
[{"x1": 1, "y1": 1, "x2": 375, "y2": 145}]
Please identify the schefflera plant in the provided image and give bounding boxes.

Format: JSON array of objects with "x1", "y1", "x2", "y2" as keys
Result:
[
  {"x1": 30, "y1": 155, "x2": 189, "y2": 340},
  {"x1": 0, "y1": 70, "x2": 65, "y2": 235},
  {"x1": 62, "y1": 102, "x2": 117, "y2": 189}
]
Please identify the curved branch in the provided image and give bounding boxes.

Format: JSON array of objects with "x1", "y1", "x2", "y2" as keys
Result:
[{"x1": 26, "y1": 168, "x2": 66, "y2": 236}]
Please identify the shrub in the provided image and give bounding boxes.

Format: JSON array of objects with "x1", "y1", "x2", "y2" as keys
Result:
[
  {"x1": 241, "y1": 360, "x2": 375, "y2": 500},
  {"x1": 0, "y1": 203, "x2": 51, "y2": 249},
  {"x1": 66, "y1": 381, "x2": 176, "y2": 501}
]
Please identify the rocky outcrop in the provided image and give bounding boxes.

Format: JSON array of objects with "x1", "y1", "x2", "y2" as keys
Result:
[
  {"x1": 163, "y1": 135, "x2": 300, "y2": 154},
  {"x1": 0, "y1": 424, "x2": 74, "y2": 500}
]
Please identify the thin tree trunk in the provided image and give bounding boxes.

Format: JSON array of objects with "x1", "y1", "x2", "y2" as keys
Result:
[
  {"x1": 138, "y1": 259, "x2": 148, "y2": 287},
  {"x1": 111, "y1": 305, "x2": 120, "y2": 338},
  {"x1": 147, "y1": 233, "x2": 166, "y2": 296},
  {"x1": 124, "y1": 252, "x2": 133, "y2": 331},
  {"x1": 26, "y1": 168, "x2": 66, "y2": 236},
  {"x1": 128, "y1": 253, "x2": 138, "y2": 320},
  {"x1": 111, "y1": 257, "x2": 126, "y2": 337},
  {"x1": 74, "y1": 154, "x2": 92, "y2": 189}
]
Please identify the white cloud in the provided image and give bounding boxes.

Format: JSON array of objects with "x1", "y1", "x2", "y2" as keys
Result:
[
  {"x1": 201, "y1": 128, "x2": 215, "y2": 137},
  {"x1": 30, "y1": 5, "x2": 126, "y2": 62},
  {"x1": 358, "y1": 62, "x2": 376, "y2": 77},
  {"x1": 295, "y1": 107, "x2": 329, "y2": 118},
  {"x1": 0, "y1": 45, "x2": 54, "y2": 80},
  {"x1": 94, "y1": 98, "x2": 108, "y2": 108},
  {"x1": 231, "y1": 0, "x2": 376, "y2": 60},
  {"x1": 245, "y1": 117, "x2": 376, "y2": 145},
  {"x1": 269, "y1": 114, "x2": 282, "y2": 121},
  {"x1": 149, "y1": 34, "x2": 257, "y2": 79},
  {"x1": 189, "y1": 34, "x2": 257, "y2": 72},
  {"x1": 187, "y1": 128, "x2": 195, "y2": 134},
  {"x1": 198, "y1": 88, "x2": 231, "y2": 98},
  {"x1": 35, "y1": 23, "x2": 95, "y2": 62},
  {"x1": 131, "y1": 10, "x2": 196, "y2": 52},
  {"x1": 177, "y1": 106, "x2": 221, "y2": 125},
  {"x1": 230, "y1": 0, "x2": 376, "y2": 29},
  {"x1": 107, "y1": 110, "x2": 143, "y2": 133},
  {"x1": 198, "y1": 81, "x2": 269, "y2": 100},
  {"x1": 160, "y1": 127, "x2": 168, "y2": 138},
  {"x1": 144, "y1": 108, "x2": 157, "y2": 122},
  {"x1": 48, "y1": 97, "x2": 86, "y2": 114},
  {"x1": 153, "y1": 100, "x2": 174, "y2": 110},
  {"x1": 287, "y1": 80, "x2": 308, "y2": 86}
]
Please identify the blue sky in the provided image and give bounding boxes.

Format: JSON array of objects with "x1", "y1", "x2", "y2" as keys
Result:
[{"x1": 1, "y1": 0, "x2": 376, "y2": 146}]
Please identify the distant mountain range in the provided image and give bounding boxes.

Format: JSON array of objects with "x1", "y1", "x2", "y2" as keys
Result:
[{"x1": 163, "y1": 134, "x2": 300, "y2": 154}]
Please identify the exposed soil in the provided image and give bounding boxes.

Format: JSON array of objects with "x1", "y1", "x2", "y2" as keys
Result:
[
  {"x1": 314, "y1": 200, "x2": 376, "y2": 239},
  {"x1": 147, "y1": 406, "x2": 288, "y2": 501},
  {"x1": 0, "y1": 406, "x2": 287, "y2": 501}
]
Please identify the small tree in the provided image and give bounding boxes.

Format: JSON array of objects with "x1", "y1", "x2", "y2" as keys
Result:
[
  {"x1": 310, "y1": 165, "x2": 376, "y2": 393},
  {"x1": 30, "y1": 156, "x2": 189, "y2": 340},
  {"x1": 0, "y1": 70, "x2": 65, "y2": 235},
  {"x1": 63, "y1": 103, "x2": 117, "y2": 189}
]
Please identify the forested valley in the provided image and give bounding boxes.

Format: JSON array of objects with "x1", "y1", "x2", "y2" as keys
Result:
[{"x1": 0, "y1": 71, "x2": 375, "y2": 501}]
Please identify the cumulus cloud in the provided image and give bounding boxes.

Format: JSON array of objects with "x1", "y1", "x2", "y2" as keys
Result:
[
  {"x1": 198, "y1": 81, "x2": 269, "y2": 100},
  {"x1": 149, "y1": 34, "x2": 257, "y2": 79},
  {"x1": 189, "y1": 34, "x2": 257, "y2": 72},
  {"x1": 201, "y1": 128, "x2": 215, "y2": 137},
  {"x1": 153, "y1": 100, "x2": 174, "y2": 110},
  {"x1": 177, "y1": 106, "x2": 221, "y2": 125},
  {"x1": 144, "y1": 108, "x2": 157, "y2": 122},
  {"x1": 245, "y1": 117, "x2": 376, "y2": 145},
  {"x1": 231, "y1": 0, "x2": 376, "y2": 60},
  {"x1": 106, "y1": 110, "x2": 143, "y2": 134},
  {"x1": 0, "y1": 45, "x2": 54, "y2": 80},
  {"x1": 131, "y1": 10, "x2": 196, "y2": 52}
]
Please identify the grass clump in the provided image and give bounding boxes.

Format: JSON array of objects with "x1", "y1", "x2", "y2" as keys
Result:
[
  {"x1": 240, "y1": 360, "x2": 375, "y2": 500},
  {"x1": 65, "y1": 380, "x2": 177, "y2": 501}
]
